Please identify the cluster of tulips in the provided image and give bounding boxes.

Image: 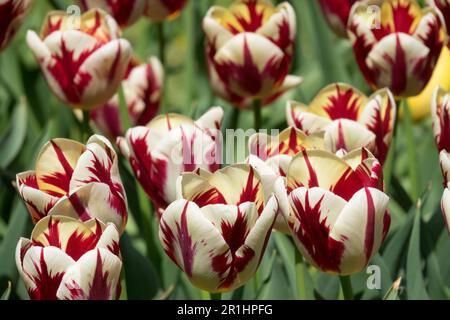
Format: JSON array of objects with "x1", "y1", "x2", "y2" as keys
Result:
[{"x1": 2, "y1": 0, "x2": 450, "y2": 300}]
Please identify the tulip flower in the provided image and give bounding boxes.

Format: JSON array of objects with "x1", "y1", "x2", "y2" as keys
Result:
[
  {"x1": 16, "y1": 215, "x2": 122, "y2": 300},
  {"x1": 26, "y1": 9, "x2": 132, "y2": 109},
  {"x1": 144, "y1": 0, "x2": 188, "y2": 21},
  {"x1": 16, "y1": 135, "x2": 128, "y2": 232},
  {"x1": 0, "y1": 0, "x2": 32, "y2": 51},
  {"x1": 117, "y1": 107, "x2": 223, "y2": 217},
  {"x1": 348, "y1": 0, "x2": 445, "y2": 97},
  {"x1": 441, "y1": 186, "x2": 450, "y2": 235},
  {"x1": 79, "y1": 0, "x2": 146, "y2": 28},
  {"x1": 430, "y1": 0, "x2": 450, "y2": 47},
  {"x1": 286, "y1": 83, "x2": 397, "y2": 164},
  {"x1": 318, "y1": 0, "x2": 359, "y2": 37},
  {"x1": 160, "y1": 164, "x2": 281, "y2": 292},
  {"x1": 91, "y1": 56, "x2": 164, "y2": 139},
  {"x1": 203, "y1": 0, "x2": 302, "y2": 108},
  {"x1": 277, "y1": 148, "x2": 390, "y2": 275}
]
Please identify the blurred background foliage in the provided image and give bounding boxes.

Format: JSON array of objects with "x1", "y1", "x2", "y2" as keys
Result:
[{"x1": 0, "y1": 0, "x2": 449, "y2": 300}]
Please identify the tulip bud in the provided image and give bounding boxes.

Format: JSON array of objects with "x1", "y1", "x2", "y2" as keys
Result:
[
  {"x1": 79, "y1": 0, "x2": 147, "y2": 28},
  {"x1": 26, "y1": 9, "x2": 132, "y2": 109},
  {"x1": 287, "y1": 83, "x2": 397, "y2": 164},
  {"x1": 277, "y1": 148, "x2": 390, "y2": 275},
  {"x1": 117, "y1": 107, "x2": 223, "y2": 216},
  {"x1": 16, "y1": 216, "x2": 122, "y2": 300},
  {"x1": 160, "y1": 164, "x2": 280, "y2": 292},
  {"x1": 0, "y1": 0, "x2": 32, "y2": 51},
  {"x1": 91, "y1": 56, "x2": 164, "y2": 139},
  {"x1": 348, "y1": 0, "x2": 446, "y2": 97},
  {"x1": 16, "y1": 135, "x2": 128, "y2": 233},
  {"x1": 203, "y1": 0, "x2": 302, "y2": 108},
  {"x1": 144, "y1": 0, "x2": 188, "y2": 21}
]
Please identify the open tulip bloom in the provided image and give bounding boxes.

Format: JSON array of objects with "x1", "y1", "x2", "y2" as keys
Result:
[
  {"x1": 144, "y1": 0, "x2": 188, "y2": 21},
  {"x1": 286, "y1": 83, "x2": 397, "y2": 165},
  {"x1": 0, "y1": 0, "x2": 32, "y2": 51},
  {"x1": 348, "y1": 0, "x2": 446, "y2": 97},
  {"x1": 16, "y1": 215, "x2": 122, "y2": 300},
  {"x1": 431, "y1": 87, "x2": 450, "y2": 234},
  {"x1": 91, "y1": 56, "x2": 164, "y2": 139},
  {"x1": 203, "y1": 0, "x2": 302, "y2": 108},
  {"x1": 26, "y1": 9, "x2": 132, "y2": 109},
  {"x1": 277, "y1": 148, "x2": 390, "y2": 275},
  {"x1": 79, "y1": 0, "x2": 147, "y2": 28},
  {"x1": 160, "y1": 164, "x2": 281, "y2": 292},
  {"x1": 117, "y1": 107, "x2": 224, "y2": 217},
  {"x1": 16, "y1": 135, "x2": 128, "y2": 233}
]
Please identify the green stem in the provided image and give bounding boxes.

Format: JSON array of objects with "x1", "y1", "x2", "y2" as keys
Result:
[
  {"x1": 253, "y1": 99, "x2": 262, "y2": 131},
  {"x1": 158, "y1": 22, "x2": 165, "y2": 67},
  {"x1": 253, "y1": 270, "x2": 260, "y2": 298},
  {"x1": 402, "y1": 99, "x2": 420, "y2": 201},
  {"x1": 295, "y1": 250, "x2": 307, "y2": 300},
  {"x1": 202, "y1": 291, "x2": 221, "y2": 300},
  {"x1": 339, "y1": 276, "x2": 354, "y2": 300},
  {"x1": 230, "y1": 108, "x2": 240, "y2": 130},
  {"x1": 81, "y1": 110, "x2": 92, "y2": 140}
]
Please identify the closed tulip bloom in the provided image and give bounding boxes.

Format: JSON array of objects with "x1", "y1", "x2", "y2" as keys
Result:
[
  {"x1": 26, "y1": 9, "x2": 132, "y2": 109},
  {"x1": 318, "y1": 0, "x2": 359, "y2": 37},
  {"x1": 91, "y1": 56, "x2": 164, "y2": 139},
  {"x1": 144, "y1": 0, "x2": 188, "y2": 21},
  {"x1": 160, "y1": 164, "x2": 281, "y2": 292},
  {"x1": 348, "y1": 0, "x2": 446, "y2": 97},
  {"x1": 430, "y1": 0, "x2": 450, "y2": 47},
  {"x1": 278, "y1": 148, "x2": 390, "y2": 275},
  {"x1": 117, "y1": 107, "x2": 223, "y2": 217},
  {"x1": 16, "y1": 216, "x2": 122, "y2": 300},
  {"x1": 287, "y1": 83, "x2": 397, "y2": 164},
  {"x1": 0, "y1": 0, "x2": 32, "y2": 51},
  {"x1": 79, "y1": 0, "x2": 146, "y2": 27},
  {"x1": 203, "y1": 0, "x2": 302, "y2": 108},
  {"x1": 16, "y1": 135, "x2": 128, "y2": 232}
]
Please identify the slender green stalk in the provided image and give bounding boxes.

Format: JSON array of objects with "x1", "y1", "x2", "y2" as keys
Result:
[
  {"x1": 402, "y1": 100, "x2": 420, "y2": 201},
  {"x1": 230, "y1": 108, "x2": 241, "y2": 130},
  {"x1": 157, "y1": 22, "x2": 165, "y2": 66},
  {"x1": 339, "y1": 276, "x2": 354, "y2": 300},
  {"x1": 295, "y1": 250, "x2": 307, "y2": 300},
  {"x1": 81, "y1": 110, "x2": 92, "y2": 140},
  {"x1": 253, "y1": 99, "x2": 262, "y2": 131}
]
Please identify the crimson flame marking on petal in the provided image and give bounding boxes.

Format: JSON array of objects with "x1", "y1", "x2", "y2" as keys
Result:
[
  {"x1": 238, "y1": 167, "x2": 262, "y2": 213},
  {"x1": 335, "y1": 121, "x2": 348, "y2": 152},
  {"x1": 372, "y1": 1, "x2": 417, "y2": 40},
  {"x1": 436, "y1": 100, "x2": 450, "y2": 153},
  {"x1": 323, "y1": 85, "x2": 360, "y2": 121},
  {"x1": 366, "y1": 98, "x2": 392, "y2": 165},
  {"x1": 40, "y1": 141, "x2": 77, "y2": 197},
  {"x1": 180, "y1": 126, "x2": 197, "y2": 172},
  {"x1": 318, "y1": 0, "x2": 357, "y2": 31},
  {"x1": 88, "y1": 249, "x2": 113, "y2": 300},
  {"x1": 301, "y1": 149, "x2": 319, "y2": 188},
  {"x1": 27, "y1": 249, "x2": 65, "y2": 300},
  {"x1": 103, "y1": 0, "x2": 136, "y2": 27},
  {"x1": 382, "y1": 35, "x2": 407, "y2": 96},
  {"x1": 434, "y1": 0, "x2": 450, "y2": 36},
  {"x1": 191, "y1": 188, "x2": 227, "y2": 207},
  {"x1": 226, "y1": 0, "x2": 266, "y2": 34},
  {"x1": 290, "y1": 190, "x2": 345, "y2": 273}
]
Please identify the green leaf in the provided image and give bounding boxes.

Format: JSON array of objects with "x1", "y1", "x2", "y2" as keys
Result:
[
  {"x1": 406, "y1": 202, "x2": 429, "y2": 299},
  {"x1": 120, "y1": 233, "x2": 160, "y2": 300},
  {"x1": 0, "y1": 98, "x2": 28, "y2": 168},
  {"x1": 383, "y1": 278, "x2": 402, "y2": 300},
  {"x1": 1, "y1": 281, "x2": 11, "y2": 300}
]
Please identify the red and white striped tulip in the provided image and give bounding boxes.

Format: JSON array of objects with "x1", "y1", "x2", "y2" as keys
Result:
[
  {"x1": 278, "y1": 148, "x2": 390, "y2": 275},
  {"x1": 91, "y1": 56, "x2": 164, "y2": 139},
  {"x1": 441, "y1": 186, "x2": 450, "y2": 235},
  {"x1": 429, "y1": 0, "x2": 450, "y2": 47},
  {"x1": 348, "y1": 0, "x2": 446, "y2": 97},
  {"x1": 144, "y1": 0, "x2": 188, "y2": 21},
  {"x1": 0, "y1": 0, "x2": 32, "y2": 51},
  {"x1": 16, "y1": 135, "x2": 128, "y2": 232},
  {"x1": 160, "y1": 164, "x2": 280, "y2": 292},
  {"x1": 16, "y1": 216, "x2": 122, "y2": 300},
  {"x1": 203, "y1": 0, "x2": 301, "y2": 108},
  {"x1": 117, "y1": 107, "x2": 223, "y2": 217},
  {"x1": 287, "y1": 83, "x2": 396, "y2": 164},
  {"x1": 318, "y1": 0, "x2": 359, "y2": 37},
  {"x1": 26, "y1": 9, "x2": 132, "y2": 109},
  {"x1": 431, "y1": 88, "x2": 450, "y2": 185},
  {"x1": 79, "y1": 0, "x2": 147, "y2": 28}
]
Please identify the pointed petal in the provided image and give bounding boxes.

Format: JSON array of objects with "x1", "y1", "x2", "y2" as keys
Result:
[{"x1": 323, "y1": 119, "x2": 376, "y2": 154}]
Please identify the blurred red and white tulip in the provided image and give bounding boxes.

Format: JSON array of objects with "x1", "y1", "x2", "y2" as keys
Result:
[
  {"x1": 203, "y1": 0, "x2": 301, "y2": 108},
  {"x1": 287, "y1": 83, "x2": 396, "y2": 164},
  {"x1": 26, "y1": 9, "x2": 132, "y2": 109},
  {"x1": 79, "y1": 0, "x2": 146, "y2": 27},
  {"x1": 16, "y1": 216, "x2": 122, "y2": 300},
  {"x1": 441, "y1": 186, "x2": 450, "y2": 235},
  {"x1": 431, "y1": 87, "x2": 450, "y2": 154},
  {"x1": 16, "y1": 135, "x2": 128, "y2": 232},
  {"x1": 348, "y1": 0, "x2": 446, "y2": 97},
  {"x1": 318, "y1": 0, "x2": 359, "y2": 37},
  {"x1": 430, "y1": 0, "x2": 450, "y2": 47},
  {"x1": 91, "y1": 56, "x2": 164, "y2": 139},
  {"x1": 144, "y1": 0, "x2": 188, "y2": 21},
  {"x1": 117, "y1": 107, "x2": 223, "y2": 216},
  {"x1": 0, "y1": 0, "x2": 32, "y2": 51},
  {"x1": 278, "y1": 148, "x2": 390, "y2": 275},
  {"x1": 160, "y1": 164, "x2": 281, "y2": 292}
]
